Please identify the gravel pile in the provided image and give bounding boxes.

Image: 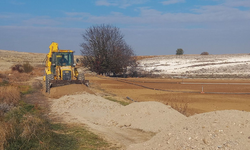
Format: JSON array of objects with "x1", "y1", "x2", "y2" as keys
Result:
[
  {"x1": 105, "y1": 101, "x2": 186, "y2": 132},
  {"x1": 128, "y1": 110, "x2": 250, "y2": 150},
  {"x1": 51, "y1": 93, "x2": 185, "y2": 132},
  {"x1": 50, "y1": 93, "x2": 250, "y2": 150}
]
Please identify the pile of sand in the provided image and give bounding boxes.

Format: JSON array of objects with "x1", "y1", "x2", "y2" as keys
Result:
[
  {"x1": 128, "y1": 110, "x2": 250, "y2": 150},
  {"x1": 50, "y1": 93, "x2": 122, "y2": 124},
  {"x1": 50, "y1": 93, "x2": 250, "y2": 149},
  {"x1": 50, "y1": 93, "x2": 185, "y2": 132},
  {"x1": 104, "y1": 101, "x2": 186, "y2": 132}
]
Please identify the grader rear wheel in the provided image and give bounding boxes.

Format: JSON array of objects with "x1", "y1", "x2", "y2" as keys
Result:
[{"x1": 45, "y1": 74, "x2": 54, "y2": 93}]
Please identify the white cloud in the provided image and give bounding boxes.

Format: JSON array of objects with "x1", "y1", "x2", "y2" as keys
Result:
[
  {"x1": 224, "y1": 0, "x2": 250, "y2": 7},
  {"x1": 22, "y1": 16, "x2": 61, "y2": 26},
  {"x1": 0, "y1": 13, "x2": 30, "y2": 19},
  {"x1": 95, "y1": 0, "x2": 116, "y2": 6},
  {"x1": 64, "y1": 5, "x2": 250, "y2": 30},
  {"x1": 161, "y1": 0, "x2": 185, "y2": 5},
  {"x1": 95, "y1": 0, "x2": 149, "y2": 8},
  {"x1": 10, "y1": 1, "x2": 25, "y2": 5}
]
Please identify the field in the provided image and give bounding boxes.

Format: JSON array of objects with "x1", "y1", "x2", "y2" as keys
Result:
[
  {"x1": 136, "y1": 54, "x2": 250, "y2": 78},
  {"x1": 1, "y1": 49, "x2": 250, "y2": 117},
  {"x1": 88, "y1": 76, "x2": 250, "y2": 116},
  {"x1": 1, "y1": 49, "x2": 250, "y2": 149}
]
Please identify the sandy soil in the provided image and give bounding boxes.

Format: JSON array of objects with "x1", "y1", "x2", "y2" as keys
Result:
[
  {"x1": 49, "y1": 90, "x2": 250, "y2": 150},
  {"x1": 128, "y1": 110, "x2": 250, "y2": 150},
  {"x1": 49, "y1": 92, "x2": 157, "y2": 149},
  {"x1": 49, "y1": 84, "x2": 94, "y2": 98}
]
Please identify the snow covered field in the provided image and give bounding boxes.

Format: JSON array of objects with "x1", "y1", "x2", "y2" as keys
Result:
[{"x1": 136, "y1": 54, "x2": 250, "y2": 78}]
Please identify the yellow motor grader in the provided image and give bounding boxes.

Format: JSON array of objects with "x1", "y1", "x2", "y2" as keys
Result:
[{"x1": 44, "y1": 42, "x2": 88, "y2": 93}]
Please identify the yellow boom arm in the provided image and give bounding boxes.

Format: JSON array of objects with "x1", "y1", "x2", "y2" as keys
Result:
[{"x1": 46, "y1": 42, "x2": 59, "y2": 74}]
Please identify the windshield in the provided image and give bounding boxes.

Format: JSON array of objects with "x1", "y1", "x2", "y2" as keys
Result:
[{"x1": 54, "y1": 52, "x2": 73, "y2": 66}]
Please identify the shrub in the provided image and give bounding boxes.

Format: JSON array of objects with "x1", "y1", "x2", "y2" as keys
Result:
[
  {"x1": 11, "y1": 64, "x2": 24, "y2": 73},
  {"x1": 23, "y1": 61, "x2": 33, "y2": 73},
  {"x1": 176, "y1": 48, "x2": 184, "y2": 55},
  {"x1": 201, "y1": 52, "x2": 209, "y2": 55}
]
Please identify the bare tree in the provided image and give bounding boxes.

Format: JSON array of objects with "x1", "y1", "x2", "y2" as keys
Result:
[{"x1": 81, "y1": 24, "x2": 135, "y2": 75}]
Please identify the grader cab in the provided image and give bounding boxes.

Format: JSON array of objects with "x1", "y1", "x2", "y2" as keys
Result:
[{"x1": 44, "y1": 42, "x2": 88, "y2": 93}]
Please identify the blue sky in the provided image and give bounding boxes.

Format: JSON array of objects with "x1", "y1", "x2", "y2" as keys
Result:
[{"x1": 0, "y1": 0, "x2": 250, "y2": 55}]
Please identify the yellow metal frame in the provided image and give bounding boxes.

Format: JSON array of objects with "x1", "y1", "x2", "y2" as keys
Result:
[{"x1": 44, "y1": 42, "x2": 78, "y2": 81}]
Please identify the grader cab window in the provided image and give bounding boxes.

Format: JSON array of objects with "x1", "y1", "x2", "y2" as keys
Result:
[{"x1": 53, "y1": 52, "x2": 73, "y2": 66}]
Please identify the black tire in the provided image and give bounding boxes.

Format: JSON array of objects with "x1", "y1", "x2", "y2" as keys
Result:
[
  {"x1": 78, "y1": 73, "x2": 85, "y2": 81},
  {"x1": 78, "y1": 73, "x2": 88, "y2": 86},
  {"x1": 45, "y1": 74, "x2": 54, "y2": 93}
]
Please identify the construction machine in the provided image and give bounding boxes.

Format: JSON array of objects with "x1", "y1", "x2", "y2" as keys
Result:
[{"x1": 44, "y1": 42, "x2": 89, "y2": 93}]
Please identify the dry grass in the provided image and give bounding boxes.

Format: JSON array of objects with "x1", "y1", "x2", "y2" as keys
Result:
[
  {"x1": 163, "y1": 95, "x2": 189, "y2": 116},
  {"x1": 0, "y1": 71, "x2": 112, "y2": 150},
  {"x1": 134, "y1": 55, "x2": 157, "y2": 61},
  {"x1": 4, "y1": 63, "x2": 43, "y2": 84},
  {"x1": 105, "y1": 96, "x2": 130, "y2": 106},
  {"x1": 0, "y1": 123, "x2": 8, "y2": 150},
  {"x1": 30, "y1": 66, "x2": 44, "y2": 76},
  {"x1": 1, "y1": 104, "x2": 112, "y2": 150},
  {"x1": 0, "y1": 86, "x2": 20, "y2": 105},
  {"x1": 20, "y1": 114, "x2": 45, "y2": 138},
  {"x1": 7, "y1": 71, "x2": 31, "y2": 83},
  {"x1": 2, "y1": 105, "x2": 50, "y2": 149}
]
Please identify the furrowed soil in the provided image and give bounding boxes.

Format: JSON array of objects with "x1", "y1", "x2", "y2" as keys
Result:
[{"x1": 88, "y1": 76, "x2": 250, "y2": 116}]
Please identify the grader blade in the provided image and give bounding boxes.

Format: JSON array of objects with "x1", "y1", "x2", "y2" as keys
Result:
[{"x1": 50, "y1": 80, "x2": 89, "y2": 88}]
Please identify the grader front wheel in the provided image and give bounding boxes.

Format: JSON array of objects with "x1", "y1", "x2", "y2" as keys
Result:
[
  {"x1": 78, "y1": 73, "x2": 88, "y2": 87},
  {"x1": 78, "y1": 73, "x2": 85, "y2": 81}
]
